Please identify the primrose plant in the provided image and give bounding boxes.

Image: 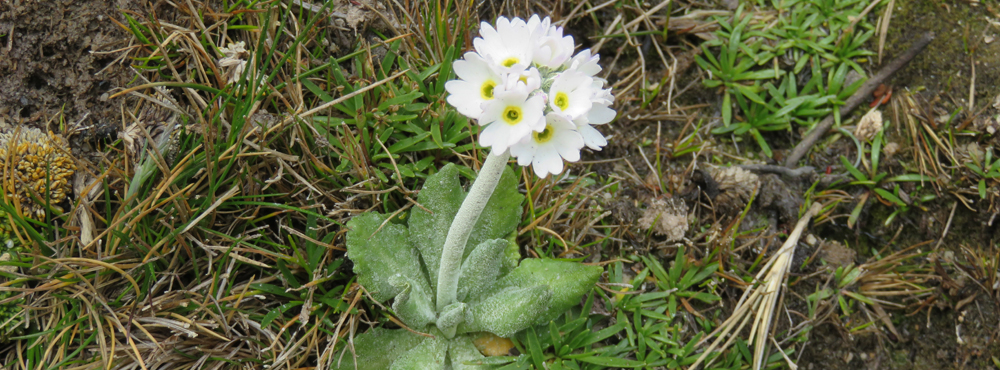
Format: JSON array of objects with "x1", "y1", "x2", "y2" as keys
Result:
[{"x1": 340, "y1": 15, "x2": 616, "y2": 369}]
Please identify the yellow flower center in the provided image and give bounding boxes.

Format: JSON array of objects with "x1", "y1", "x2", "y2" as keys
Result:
[
  {"x1": 502, "y1": 106, "x2": 522, "y2": 125},
  {"x1": 533, "y1": 125, "x2": 555, "y2": 143},
  {"x1": 480, "y1": 80, "x2": 496, "y2": 99},
  {"x1": 554, "y1": 92, "x2": 569, "y2": 111},
  {"x1": 518, "y1": 75, "x2": 528, "y2": 85},
  {"x1": 502, "y1": 57, "x2": 520, "y2": 67}
]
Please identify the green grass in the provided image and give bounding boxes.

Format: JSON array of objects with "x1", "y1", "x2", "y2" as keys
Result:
[{"x1": 3, "y1": 0, "x2": 999, "y2": 369}]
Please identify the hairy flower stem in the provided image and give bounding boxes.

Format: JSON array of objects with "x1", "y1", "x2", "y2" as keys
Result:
[{"x1": 436, "y1": 150, "x2": 511, "y2": 313}]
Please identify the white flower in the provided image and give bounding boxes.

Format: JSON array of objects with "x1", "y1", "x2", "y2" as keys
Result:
[
  {"x1": 474, "y1": 16, "x2": 534, "y2": 73},
  {"x1": 587, "y1": 84, "x2": 617, "y2": 125},
  {"x1": 574, "y1": 116, "x2": 608, "y2": 150},
  {"x1": 503, "y1": 64, "x2": 543, "y2": 92},
  {"x1": 564, "y1": 49, "x2": 602, "y2": 77},
  {"x1": 526, "y1": 15, "x2": 576, "y2": 68},
  {"x1": 510, "y1": 113, "x2": 585, "y2": 177},
  {"x1": 445, "y1": 52, "x2": 503, "y2": 118},
  {"x1": 548, "y1": 70, "x2": 595, "y2": 119},
  {"x1": 478, "y1": 74, "x2": 546, "y2": 153}
]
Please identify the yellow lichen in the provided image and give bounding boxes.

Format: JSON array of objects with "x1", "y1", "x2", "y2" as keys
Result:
[{"x1": 0, "y1": 127, "x2": 76, "y2": 219}]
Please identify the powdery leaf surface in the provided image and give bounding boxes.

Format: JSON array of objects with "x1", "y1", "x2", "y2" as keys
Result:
[
  {"x1": 449, "y1": 335, "x2": 493, "y2": 370},
  {"x1": 408, "y1": 163, "x2": 524, "y2": 292},
  {"x1": 389, "y1": 334, "x2": 447, "y2": 370},
  {"x1": 390, "y1": 274, "x2": 437, "y2": 330},
  {"x1": 457, "y1": 239, "x2": 508, "y2": 302},
  {"x1": 408, "y1": 164, "x2": 465, "y2": 292},
  {"x1": 346, "y1": 212, "x2": 429, "y2": 303},
  {"x1": 332, "y1": 327, "x2": 427, "y2": 370},
  {"x1": 459, "y1": 285, "x2": 552, "y2": 337},
  {"x1": 484, "y1": 259, "x2": 602, "y2": 324}
]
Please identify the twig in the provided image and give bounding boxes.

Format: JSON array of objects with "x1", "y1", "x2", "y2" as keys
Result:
[
  {"x1": 738, "y1": 164, "x2": 815, "y2": 179},
  {"x1": 783, "y1": 32, "x2": 935, "y2": 168},
  {"x1": 933, "y1": 202, "x2": 957, "y2": 250}
]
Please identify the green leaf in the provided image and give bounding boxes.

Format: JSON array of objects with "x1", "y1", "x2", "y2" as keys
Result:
[
  {"x1": 886, "y1": 174, "x2": 933, "y2": 182},
  {"x1": 449, "y1": 336, "x2": 493, "y2": 370},
  {"x1": 407, "y1": 165, "x2": 464, "y2": 292},
  {"x1": 390, "y1": 334, "x2": 448, "y2": 370},
  {"x1": 408, "y1": 164, "x2": 524, "y2": 292},
  {"x1": 437, "y1": 302, "x2": 468, "y2": 338},
  {"x1": 458, "y1": 239, "x2": 510, "y2": 302},
  {"x1": 460, "y1": 285, "x2": 552, "y2": 337},
  {"x1": 333, "y1": 328, "x2": 428, "y2": 370},
  {"x1": 575, "y1": 355, "x2": 646, "y2": 367},
  {"x1": 840, "y1": 156, "x2": 867, "y2": 182},
  {"x1": 346, "y1": 213, "x2": 428, "y2": 303},
  {"x1": 390, "y1": 275, "x2": 437, "y2": 330},
  {"x1": 482, "y1": 259, "x2": 603, "y2": 325},
  {"x1": 873, "y1": 188, "x2": 906, "y2": 206},
  {"x1": 722, "y1": 91, "x2": 732, "y2": 126},
  {"x1": 525, "y1": 327, "x2": 547, "y2": 370}
]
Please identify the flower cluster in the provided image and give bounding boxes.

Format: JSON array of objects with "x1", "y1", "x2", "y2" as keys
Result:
[{"x1": 446, "y1": 16, "x2": 616, "y2": 177}]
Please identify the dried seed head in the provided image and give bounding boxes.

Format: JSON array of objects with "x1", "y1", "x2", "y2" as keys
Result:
[
  {"x1": 711, "y1": 166, "x2": 760, "y2": 214},
  {"x1": 854, "y1": 109, "x2": 883, "y2": 142},
  {"x1": 638, "y1": 197, "x2": 689, "y2": 241},
  {"x1": 0, "y1": 127, "x2": 76, "y2": 219}
]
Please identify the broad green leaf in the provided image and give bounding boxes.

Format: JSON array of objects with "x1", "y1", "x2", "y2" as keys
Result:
[
  {"x1": 390, "y1": 275, "x2": 437, "y2": 330},
  {"x1": 333, "y1": 328, "x2": 428, "y2": 370},
  {"x1": 346, "y1": 213, "x2": 427, "y2": 302},
  {"x1": 408, "y1": 164, "x2": 524, "y2": 292},
  {"x1": 460, "y1": 285, "x2": 552, "y2": 337},
  {"x1": 437, "y1": 302, "x2": 468, "y2": 338},
  {"x1": 458, "y1": 239, "x2": 509, "y2": 302},
  {"x1": 390, "y1": 334, "x2": 448, "y2": 370},
  {"x1": 449, "y1": 334, "x2": 493, "y2": 370},
  {"x1": 408, "y1": 164, "x2": 465, "y2": 292},
  {"x1": 481, "y1": 259, "x2": 603, "y2": 325}
]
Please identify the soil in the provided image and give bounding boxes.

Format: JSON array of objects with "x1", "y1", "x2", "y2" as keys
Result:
[{"x1": 0, "y1": 0, "x2": 135, "y2": 140}]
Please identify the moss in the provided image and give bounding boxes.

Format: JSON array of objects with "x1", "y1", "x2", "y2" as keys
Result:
[{"x1": 883, "y1": 0, "x2": 1000, "y2": 102}]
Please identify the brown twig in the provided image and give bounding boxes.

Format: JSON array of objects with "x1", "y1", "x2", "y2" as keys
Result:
[
  {"x1": 783, "y1": 32, "x2": 935, "y2": 168},
  {"x1": 738, "y1": 164, "x2": 815, "y2": 179}
]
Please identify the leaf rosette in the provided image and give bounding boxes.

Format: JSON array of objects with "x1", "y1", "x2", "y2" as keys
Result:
[{"x1": 341, "y1": 164, "x2": 601, "y2": 369}]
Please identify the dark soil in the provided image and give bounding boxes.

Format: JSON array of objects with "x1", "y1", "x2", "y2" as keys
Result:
[{"x1": 0, "y1": 0, "x2": 134, "y2": 138}]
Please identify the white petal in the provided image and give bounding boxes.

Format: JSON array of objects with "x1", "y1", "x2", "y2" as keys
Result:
[
  {"x1": 509, "y1": 139, "x2": 536, "y2": 166},
  {"x1": 479, "y1": 119, "x2": 508, "y2": 150},
  {"x1": 533, "y1": 145, "x2": 563, "y2": 177},
  {"x1": 553, "y1": 130, "x2": 584, "y2": 162},
  {"x1": 578, "y1": 124, "x2": 607, "y2": 150},
  {"x1": 445, "y1": 80, "x2": 486, "y2": 118},
  {"x1": 452, "y1": 54, "x2": 492, "y2": 83},
  {"x1": 588, "y1": 104, "x2": 616, "y2": 124}
]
